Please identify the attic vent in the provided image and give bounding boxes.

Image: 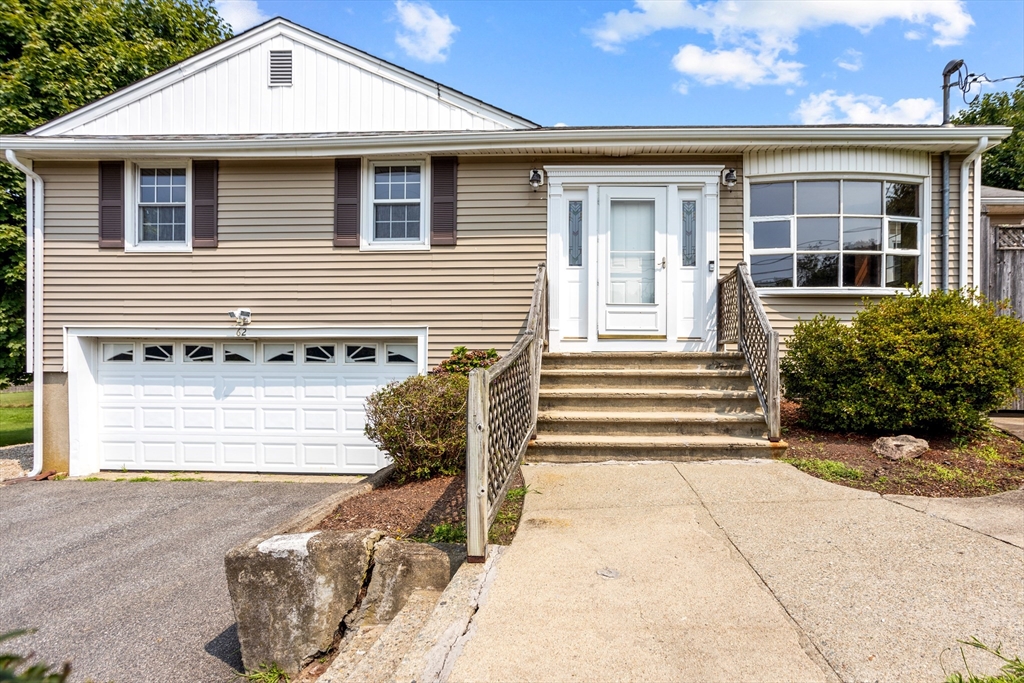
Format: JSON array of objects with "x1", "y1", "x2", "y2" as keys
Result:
[{"x1": 269, "y1": 50, "x2": 292, "y2": 86}]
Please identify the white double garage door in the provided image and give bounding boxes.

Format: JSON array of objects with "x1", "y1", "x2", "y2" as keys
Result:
[{"x1": 83, "y1": 336, "x2": 421, "y2": 474}]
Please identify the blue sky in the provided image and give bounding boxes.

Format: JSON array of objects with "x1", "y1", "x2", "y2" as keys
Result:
[{"x1": 215, "y1": 0, "x2": 1023, "y2": 127}]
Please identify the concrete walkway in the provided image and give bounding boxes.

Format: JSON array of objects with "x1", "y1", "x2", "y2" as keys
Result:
[
  {"x1": 992, "y1": 414, "x2": 1024, "y2": 441},
  {"x1": 450, "y1": 461, "x2": 1024, "y2": 683}
]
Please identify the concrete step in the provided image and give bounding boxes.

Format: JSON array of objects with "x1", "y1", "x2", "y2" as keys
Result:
[
  {"x1": 538, "y1": 387, "x2": 762, "y2": 413},
  {"x1": 536, "y1": 410, "x2": 768, "y2": 438},
  {"x1": 542, "y1": 351, "x2": 746, "y2": 370},
  {"x1": 541, "y1": 368, "x2": 755, "y2": 391},
  {"x1": 526, "y1": 434, "x2": 786, "y2": 462},
  {"x1": 326, "y1": 589, "x2": 442, "y2": 683}
]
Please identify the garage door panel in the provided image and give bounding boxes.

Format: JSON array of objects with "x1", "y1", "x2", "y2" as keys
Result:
[
  {"x1": 263, "y1": 444, "x2": 298, "y2": 466},
  {"x1": 345, "y1": 446, "x2": 380, "y2": 467},
  {"x1": 304, "y1": 378, "x2": 338, "y2": 399},
  {"x1": 141, "y1": 377, "x2": 176, "y2": 398},
  {"x1": 303, "y1": 409, "x2": 338, "y2": 431},
  {"x1": 223, "y1": 408, "x2": 257, "y2": 430},
  {"x1": 142, "y1": 442, "x2": 176, "y2": 464},
  {"x1": 101, "y1": 407, "x2": 136, "y2": 430},
  {"x1": 262, "y1": 409, "x2": 298, "y2": 432},
  {"x1": 182, "y1": 408, "x2": 216, "y2": 430},
  {"x1": 183, "y1": 377, "x2": 216, "y2": 398},
  {"x1": 304, "y1": 444, "x2": 340, "y2": 467},
  {"x1": 101, "y1": 441, "x2": 138, "y2": 464},
  {"x1": 141, "y1": 407, "x2": 175, "y2": 430},
  {"x1": 96, "y1": 338, "x2": 416, "y2": 473},
  {"x1": 223, "y1": 443, "x2": 258, "y2": 464},
  {"x1": 183, "y1": 443, "x2": 217, "y2": 464}
]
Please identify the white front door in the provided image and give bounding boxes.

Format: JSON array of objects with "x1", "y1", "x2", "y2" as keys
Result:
[{"x1": 598, "y1": 186, "x2": 668, "y2": 337}]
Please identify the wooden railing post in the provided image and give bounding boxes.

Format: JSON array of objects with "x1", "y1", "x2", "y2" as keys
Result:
[
  {"x1": 767, "y1": 330, "x2": 781, "y2": 442},
  {"x1": 466, "y1": 368, "x2": 489, "y2": 562}
]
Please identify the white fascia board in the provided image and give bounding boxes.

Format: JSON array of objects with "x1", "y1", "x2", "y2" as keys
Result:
[
  {"x1": 981, "y1": 197, "x2": 1024, "y2": 207},
  {"x1": 68, "y1": 325, "x2": 428, "y2": 339},
  {"x1": 4, "y1": 126, "x2": 1012, "y2": 160},
  {"x1": 30, "y1": 19, "x2": 534, "y2": 137}
]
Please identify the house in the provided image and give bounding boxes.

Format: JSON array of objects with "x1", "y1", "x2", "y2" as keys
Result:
[{"x1": 1, "y1": 18, "x2": 1010, "y2": 477}]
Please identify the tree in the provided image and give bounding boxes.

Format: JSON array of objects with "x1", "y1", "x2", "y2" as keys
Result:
[
  {"x1": 0, "y1": 0, "x2": 231, "y2": 387},
  {"x1": 952, "y1": 82, "x2": 1024, "y2": 191}
]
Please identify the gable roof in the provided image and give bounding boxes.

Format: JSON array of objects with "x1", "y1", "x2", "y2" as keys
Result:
[{"x1": 30, "y1": 17, "x2": 537, "y2": 137}]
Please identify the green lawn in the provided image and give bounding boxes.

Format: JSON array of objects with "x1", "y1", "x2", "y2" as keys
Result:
[{"x1": 0, "y1": 392, "x2": 33, "y2": 447}]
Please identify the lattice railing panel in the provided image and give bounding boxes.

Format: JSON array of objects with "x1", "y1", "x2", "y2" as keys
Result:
[
  {"x1": 739, "y1": 284, "x2": 771, "y2": 401},
  {"x1": 485, "y1": 348, "x2": 533, "y2": 510},
  {"x1": 718, "y1": 268, "x2": 739, "y2": 344},
  {"x1": 997, "y1": 227, "x2": 1024, "y2": 250}
]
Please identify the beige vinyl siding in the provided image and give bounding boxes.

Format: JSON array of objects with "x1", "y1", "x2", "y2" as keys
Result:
[
  {"x1": 38, "y1": 158, "x2": 546, "y2": 371},
  {"x1": 930, "y1": 153, "x2": 966, "y2": 290},
  {"x1": 718, "y1": 160, "x2": 744, "y2": 271}
]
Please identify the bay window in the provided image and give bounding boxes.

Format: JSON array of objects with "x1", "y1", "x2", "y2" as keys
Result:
[{"x1": 748, "y1": 179, "x2": 922, "y2": 290}]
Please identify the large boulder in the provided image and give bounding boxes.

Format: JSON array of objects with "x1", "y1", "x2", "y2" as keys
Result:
[
  {"x1": 872, "y1": 435, "x2": 929, "y2": 461},
  {"x1": 225, "y1": 529, "x2": 382, "y2": 676}
]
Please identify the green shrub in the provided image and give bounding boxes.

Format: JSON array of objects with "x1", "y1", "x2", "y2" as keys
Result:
[
  {"x1": 432, "y1": 346, "x2": 499, "y2": 375},
  {"x1": 782, "y1": 288, "x2": 1024, "y2": 435},
  {"x1": 364, "y1": 373, "x2": 469, "y2": 482}
]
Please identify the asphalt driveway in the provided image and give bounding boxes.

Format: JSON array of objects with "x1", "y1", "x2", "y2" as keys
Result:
[{"x1": 0, "y1": 480, "x2": 352, "y2": 683}]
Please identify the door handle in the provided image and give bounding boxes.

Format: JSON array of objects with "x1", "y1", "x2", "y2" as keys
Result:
[{"x1": 660, "y1": 256, "x2": 667, "y2": 269}]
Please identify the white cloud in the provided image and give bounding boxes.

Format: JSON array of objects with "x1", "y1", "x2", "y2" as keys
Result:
[
  {"x1": 394, "y1": 0, "x2": 459, "y2": 63},
  {"x1": 589, "y1": 1, "x2": 973, "y2": 91},
  {"x1": 795, "y1": 90, "x2": 942, "y2": 124},
  {"x1": 215, "y1": 0, "x2": 269, "y2": 33},
  {"x1": 905, "y1": 30, "x2": 924, "y2": 40},
  {"x1": 672, "y1": 45, "x2": 803, "y2": 88},
  {"x1": 836, "y1": 49, "x2": 863, "y2": 72}
]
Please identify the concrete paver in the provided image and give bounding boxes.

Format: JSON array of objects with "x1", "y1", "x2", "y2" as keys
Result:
[
  {"x1": 886, "y1": 489, "x2": 1024, "y2": 548},
  {"x1": 0, "y1": 479, "x2": 351, "y2": 683},
  {"x1": 451, "y1": 461, "x2": 1024, "y2": 683},
  {"x1": 450, "y1": 463, "x2": 829, "y2": 683},
  {"x1": 991, "y1": 414, "x2": 1024, "y2": 441}
]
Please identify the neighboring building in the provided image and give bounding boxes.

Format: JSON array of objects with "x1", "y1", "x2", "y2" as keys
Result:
[
  {"x1": 1, "y1": 19, "x2": 1010, "y2": 476},
  {"x1": 981, "y1": 185, "x2": 1024, "y2": 227}
]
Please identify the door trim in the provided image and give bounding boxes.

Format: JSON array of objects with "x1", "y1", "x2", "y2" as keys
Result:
[{"x1": 545, "y1": 165, "x2": 724, "y2": 353}]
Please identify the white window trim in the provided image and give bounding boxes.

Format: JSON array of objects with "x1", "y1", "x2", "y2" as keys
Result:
[
  {"x1": 742, "y1": 173, "x2": 931, "y2": 295},
  {"x1": 361, "y1": 157, "x2": 431, "y2": 251},
  {"x1": 124, "y1": 158, "x2": 193, "y2": 253}
]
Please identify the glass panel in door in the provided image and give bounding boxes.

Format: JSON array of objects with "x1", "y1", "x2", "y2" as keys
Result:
[{"x1": 608, "y1": 200, "x2": 656, "y2": 304}]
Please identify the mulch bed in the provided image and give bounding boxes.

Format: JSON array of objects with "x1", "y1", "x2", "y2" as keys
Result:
[
  {"x1": 778, "y1": 400, "x2": 1024, "y2": 497},
  {"x1": 315, "y1": 468, "x2": 526, "y2": 546}
]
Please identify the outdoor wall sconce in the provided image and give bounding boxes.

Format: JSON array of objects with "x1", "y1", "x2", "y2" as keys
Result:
[
  {"x1": 529, "y1": 168, "x2": 545, "y2": 189},
  {"x1": 721, "y1": 168, "x2": 738, "y2": 189}
]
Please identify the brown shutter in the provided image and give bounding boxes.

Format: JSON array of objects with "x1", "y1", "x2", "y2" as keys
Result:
[
  {"x1": 430, "y1": 157, "x2": 457, "y2": 246},
  {"x1": 98, "y1": 161, "x2": 124, "y2": 248},
  {"x1": 192, "y1": 160, "x2": 219, "y2": 247},
  {"x1": 334, "y1": 158, "x2": 361, "y2": 247}
]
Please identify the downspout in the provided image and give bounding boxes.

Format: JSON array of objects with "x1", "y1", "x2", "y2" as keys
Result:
[
  {"x1": 959, "y1": 136, "x2": 987, "y2": 290},
  {"x1": 5, "y1": 150, "x2": 43, "y2": 477},
  {"x1": 942, "y1": 151, "x2": 950, "y2": 291}
]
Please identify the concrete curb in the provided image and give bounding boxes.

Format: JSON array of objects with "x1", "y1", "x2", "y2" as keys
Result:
[{"x1": 232, "y1": 465, "x2": 394, "y2": 552}]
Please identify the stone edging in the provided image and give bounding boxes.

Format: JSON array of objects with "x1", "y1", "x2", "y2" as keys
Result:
[{"x1": 233, "y1": 464, "x2": 394, "y2": 552}]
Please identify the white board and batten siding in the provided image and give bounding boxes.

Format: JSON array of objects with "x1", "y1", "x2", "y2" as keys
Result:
[{"x1": 32, "y1": 19, "x2": 532, "y2": 137}]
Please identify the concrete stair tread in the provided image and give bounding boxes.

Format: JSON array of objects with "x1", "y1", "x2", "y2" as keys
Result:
[
  {"x1": 531, "y1": 434, "x2": 776, "y2": 447},
  {"x1": 542, "y1": 368, "x2": 750, "y2": 377},
  {"x1": 538, "y1": 410, "x2": 765, "y2": 422},
  {"x1": 543, "y1": 351, "x2": 744, "y2": 359},
  {"x1": 540, "y1": 387, "x2": 758, "y2": 398}
]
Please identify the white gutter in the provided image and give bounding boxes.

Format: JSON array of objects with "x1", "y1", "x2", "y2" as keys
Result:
[
  {"x1": 1, "y1": 125, "x2": 1013, "y2": 159},
  {"x1": 5, "y1": 150, "x2": 43, "y2": 477},
  {"x1": 959, "y1": 136, "x2": 987, "y2": 290}
]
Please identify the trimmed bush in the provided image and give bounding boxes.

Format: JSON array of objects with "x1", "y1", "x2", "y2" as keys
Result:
[
  {"x1": 364, "y1": 373, "x2": 469, "y2": 482},
  {"x1": 432, "y1": 346, "x2": 499, "y2": 375},
  {"x1": 782, "y1": 288, "x2": 1024, "y2": 435}
]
